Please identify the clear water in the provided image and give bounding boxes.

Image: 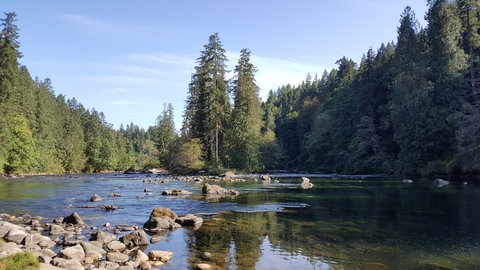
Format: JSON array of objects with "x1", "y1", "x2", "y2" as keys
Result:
[{"x1": 0, "y1": 174, "x2": 479, "y2": 270}]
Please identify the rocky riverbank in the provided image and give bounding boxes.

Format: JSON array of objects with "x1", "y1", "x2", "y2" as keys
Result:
[{"x1": 0, "y1": 208, "x2": 210, "y2": 270}]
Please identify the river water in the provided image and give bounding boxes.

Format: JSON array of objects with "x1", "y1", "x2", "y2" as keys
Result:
[{"x1": 0, "y1": 174, "x2": 479, "y2": 270}]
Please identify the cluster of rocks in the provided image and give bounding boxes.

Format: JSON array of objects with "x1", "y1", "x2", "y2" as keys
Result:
[
  {"x1": 143, "y1": 208, "x2": 203, "y2": 232},
  {"x1": 142, "y1": 178, "x2": 168, "y2": 185},
  {"x1": 161, "y1": 189, "x2": 192, "y2": 196},
  {"x1": 202, "y1": 183, "x2": 239, "y2": 196},
  {"x1": 0, "y1": 209, "x2": 203, "y2": 270},
  {"x1": 175, "y1": 175, "x2": 247, "y2": 183}
]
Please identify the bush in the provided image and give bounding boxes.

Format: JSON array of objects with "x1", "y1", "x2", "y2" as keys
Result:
[
  {"x1": 0, "y1": 252, "x2": 39, "y2": 270},
  {"x1": 166, "y1": 138, "x2": 204, "y2": 174}
]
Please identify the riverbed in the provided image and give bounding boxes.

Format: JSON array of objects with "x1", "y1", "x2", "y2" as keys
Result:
[{"x1": 0, "y1": 174, "x2": 479, "y2": 269}]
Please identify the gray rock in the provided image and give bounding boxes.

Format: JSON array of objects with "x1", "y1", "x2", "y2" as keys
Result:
[
  {"x1": 81, "y1": 241, "x2": 106, "y2": 255},
  {"x1": 60, "y1": 259, "x2": 84, "y2": 270},
  {"x1": 105, "y1": 240, "x2": 125, "y2": 252},
  {"x1": 89, "y1": 194, "x2": 102, "y2": 202},
  {"x1": 106, "y1": 251, "x2": 129, "y2": 263},
  {"x1": 140, "y1": 261, "x2": 152, "y2": 270},
  {"x1": 261, "y1": 175, "x2": 271, "y2": 182},
  {"x1": 97, "y1": 260, "x2": 120, "y2": 270},
  {"x1": 132, "y1": 249, "x2": 149, "y2": 265},
  {"x1": 149, "y1": 207, "x2": 178, "y2": 220},
  {"x1": 117, "y1": 266, "x2": 135, "y2": 270},
  {"x1": 202, "y1": 183, "x2": 239, "y2": 196},
  {"x1": 144, "y1": 188, "x2": 152, "y2": 192},
  {"x1": 0, "y1": 242, "x2": 22, "y2": 256},
  {"x1": 89, "y1": 230, "x2": 116, "y2": 244},
  {"x1": 38, "y1": 239, "x2": 56, "y2": 248},
  {"x1": 119, "y1": 230, "x2": 149, "y2": 248},
  {"x1": 175, "y1": 214, "x2": 203, "y2": 226},
  {"x1": 434, "y1": 178, "x2": 450, "y2": 187},
  {"x1": 53, "y1": 217, "x2": 64, "y2": 224},
  {"x1": 161, "y1": 189, "x2": 193, "y2": 196},
  {"x1": 148, "y1": 250, "x2": 173, "y2": 262},
  {"x1": 63, "y1": 213, "x2": 85, "y2": 225},
  {"x1": 4, "y1": 229, "x2": 27, "y2": 244},
  {"x1": 58, "y1": 244, "x2": 85, "y2": 261},
  {"x1": 40, "y1": 248, "x2": 57, "y2": 258},
  {"x1": 143, "y1": 217, "x2": 181, "y2": 231},
  {"x1": 23, "y1": 233, "x2": 52, "y2": 246},
  {"x1": 0, "y1": 221, "x2": 25, "y2": 238},
  {"x1": 39, "y1": 262, "x2": 65, "y2": 270},
  {"x1": 49, "y1": 224, "x2": 65, "y2": 235}
]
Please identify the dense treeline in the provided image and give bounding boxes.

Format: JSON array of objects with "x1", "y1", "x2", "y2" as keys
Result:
[
  {"x1": 266, "y1": 0, "x2": 480, "y2": 175},
  {"x1": 0, "y1": 13, "x2": 173, "y2": 174},
  {"x1": 181, "y1": 0, "x2": 480, "y2": 176},
  {"x1": 2, "y1": 0, "x2": 479, "y2": 176}
]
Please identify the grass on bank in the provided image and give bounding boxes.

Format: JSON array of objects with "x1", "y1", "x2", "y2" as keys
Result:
[{"x1": 0, "y1": 252, "x2": 39, "y2": 270}]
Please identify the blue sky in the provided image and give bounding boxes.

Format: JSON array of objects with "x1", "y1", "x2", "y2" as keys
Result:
[{"x1": 2, "y1": 0, "x2": 428, "y2": 130}]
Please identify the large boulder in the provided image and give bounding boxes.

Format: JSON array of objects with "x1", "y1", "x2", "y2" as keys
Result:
[
  {"x1": 106, "y1": 251, "x2": 129, "y2": 263},
  {"x1": 144, "y1": 217, "x2": 181, "y2": 231},
  {"x1": 23, "y1": 233, "x2": 52, "y2": 246},
  {"x1": 148, "y1": 250, "x2": 173, "y2": 263},
  {"x1": 120, "y1": 230, "x2": 149, "y2": 248},
  {"x1": 89, "y1": 194, "x2": 102, "y2": 202},
  {"x1": 63, "y1": 213, "x2": 85, "y2": 225},
  {"x1": 261, "y1": 175, "x2": 271, "y2": 182},
  {"x1": 300, "y1": 177, "x2": 314, "y2": 189},
  {"x1": 81, "y1": 241, "x2": 106, "y2": 256},
  {"x1": 4, "y1": 229, "x2": 27, "y2": 244},
  {"x1": 0, "y1": 242, "x2": 22, "y2": 257},
  {"x1": 106, "y1": 240, "x2": 126, "y2": 252},
  {"x1": 89, "y1": 230, "x2": 116, "y2": 245},
  {"x1": 175, "y1": 214, "x2": 203, "y2": 226},
  {"x1": 202, "y1": 184, "x2": 239, "y2": 196},
  {"x1": 0, "y1": 221, "x2": 25, "y2": 238},
  {"x1": 149, "y1": 208, "x2": 178, "y2": 220},
  {"x1": 162, "y1": 189, "x2": 193, "y2": 196},
  {"x1": 220, "y1": 171, "x2": 235, "y2": 178},
  {"x1": 58, "y1": 244, "x2": 85, "y2": 262},
  {"x1": 49, "y1": 224, "x2": 65, "y2": 235}
]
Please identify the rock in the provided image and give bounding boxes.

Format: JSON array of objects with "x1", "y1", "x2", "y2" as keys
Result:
[
  {"x1": 108, "y1": 193, "x2": 121, "y2": 197},
  {"x1": 0, "y1": 242, "x2": 22, "y2": 256},
  {"x1": 261, "y1": 175, "x2": 271, "y2": 182},
  {"x1": 63, "y1": 213, "x2": 85, "y2": 225},
  {"x1": 58, "y1": 244, "x2": 85, "y2": 262},
  {"x1": 402, "y1": 179, "x2": 413, "y2": 184},
  {"x1": 106, "y1": 251, "x2": 129, "y2": 263},
  {"x1": 300, "y1": 177, "x2": 314, "y2": 189},
  {"x1": 81, "y1": 241, "x2": 107, "y2": 256},
  {"x1": 89, "y1": 230, "x2": 116, "y2": 244},
  {"x1": 38, "y1": 239, "x2": 56, "y2": 249},
  {"x1": 49, "y1": 224, "x2": 65, "y2": 235},
  {"x1": 220, "y1": 171, "x2": 235, "y2": 178},
  {"x1": 144, "y1": 188, "x2": 152, "y2": 192},
  {"x1": 148, "y1": 250, "x2": 173, "y2": 262},
  {"x1": 152, "y1": 261, "x2": 164, "y2": 267},
  {"x1": 196, "y1": 263, "x2": 212, "y2": 270},
  {"x1": 105, "y1": 240, "x2": 126, "y2": 252},
  {"x1": 149, "y1": 208, "x2": 178, "y2": 220},
  {"x1": 0, "y1": 221, "x2": 25, "y2": 238},
  {"x1": 4, "y1": 229, "x2": 27, "y2": 244},
  {"x1": 89, "y1": 194, "x2": 102, "y2": 202},
  {"x1": 175, "y1": 214, "x2": 203, "y2": 226},
  {"x1": 140, "y1": 261, "x2": 152, "y2": 270},
  {"x1": 202, "y1": 252, "x2": 212, "y2": 260},
  {"x1": 143, "y1": 217, "x2": 181, "y2": 231},
  {"x1": 119, "y1": 230, "x2": 149, "y2": 248},
  {"x1": 117, "y1": 266, "x2": 135, "y2": 270},
  {"x1": 53, "y1": 257, "x2": 84, "y2": 270},
  {"x1": 150, "y1": 235, "x2": 162, "y2": 244},
  {"x1": 161, "y1": 189, "x2": 193, "y2": 196},
  {"x1": 53, "y1": 217, "x2": 64, "y2": 224},
  {"x1": 132, "y1": 250, "x2": 149, "y2": 265},
  {"x1": 23, "y1": 232, "x2": 51, "y2": 246},
  {"x1": 97, "y1": 261, "x2": 120, "y2": 269},
  {"x1": 39, "y1": 262, "x2": 66, "y2": 270},
  {"x1": 24, "y1": 243, "x2": 41, "y2": 251},
  {"x1": 202, "y1": 184, "x2": 239, "y2": 196},
  {"x1": 40, "y1": 248, "x2": 57, "y2": 258},
  {"x1": 434, "y1": 179, "x2": 450, "y2": 187}
]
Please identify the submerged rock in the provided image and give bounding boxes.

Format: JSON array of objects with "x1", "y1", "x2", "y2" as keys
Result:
[
  {"x1": 300, "y1": 177, "x2": 314, "y2": 189},
  {"x1": 143, "y1": 217, "x2": 180, "y2": 231},
  {"x1": 175, "y1": 214, "x2": 203, "y2": 226}
]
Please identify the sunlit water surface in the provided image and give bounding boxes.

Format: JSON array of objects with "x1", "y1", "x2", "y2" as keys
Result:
[{"x1": 0, "y1": 174, "x2": 479, "y2": 270}]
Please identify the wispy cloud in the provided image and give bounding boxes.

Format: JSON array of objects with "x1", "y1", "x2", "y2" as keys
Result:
[
  {"x1": 101, "y1": 87, "x2": 129, "y2": 94},
  {"x1": 57, "y1": 12, "x2": 141, "y2": 34}
]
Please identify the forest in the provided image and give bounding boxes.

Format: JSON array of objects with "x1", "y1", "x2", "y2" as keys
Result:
[{"x1": 0, "y1": 0, "x2": 479, "y2": 176}]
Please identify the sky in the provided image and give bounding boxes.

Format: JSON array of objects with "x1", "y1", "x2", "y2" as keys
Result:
[{"x1": 2, "y1": 0, "x2": 428, "y2": 130}]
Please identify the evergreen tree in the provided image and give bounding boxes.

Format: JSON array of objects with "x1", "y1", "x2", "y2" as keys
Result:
[
  {"x1": 154, "y1": 103, "x2": 177, "y2": 165},
  {"x1": 5, "y1": 115, "x2": 38, "y2": 174},
  {"x1": 228, "y1": 49, "x2": 263, "y2": 171}
]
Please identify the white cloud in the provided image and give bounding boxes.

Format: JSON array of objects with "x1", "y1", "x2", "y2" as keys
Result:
[{"x1": 57, "y1": 12, "x2": 141, "y2": 34}]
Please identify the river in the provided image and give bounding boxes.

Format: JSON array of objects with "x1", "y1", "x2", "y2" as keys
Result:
[{"x1": 0, "y1": 174, "x2": 479, "y2": 269}]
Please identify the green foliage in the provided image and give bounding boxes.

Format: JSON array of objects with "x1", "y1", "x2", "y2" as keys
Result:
[
  {"x1": 0, "y1": 252, "x2": 39, "y2": 270},
  {"x1": 137, "y1": 139, "x2": 160, "y2": 169},
  {"x1": 167, "y1": 138, "x2": 204, "y2": 174},
  {"x1": 154, "y1": 103, "x2": 177, "y2": 164},
  {"x1": 5, "y1": 115, "x2": 38, "y2": 174}
]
